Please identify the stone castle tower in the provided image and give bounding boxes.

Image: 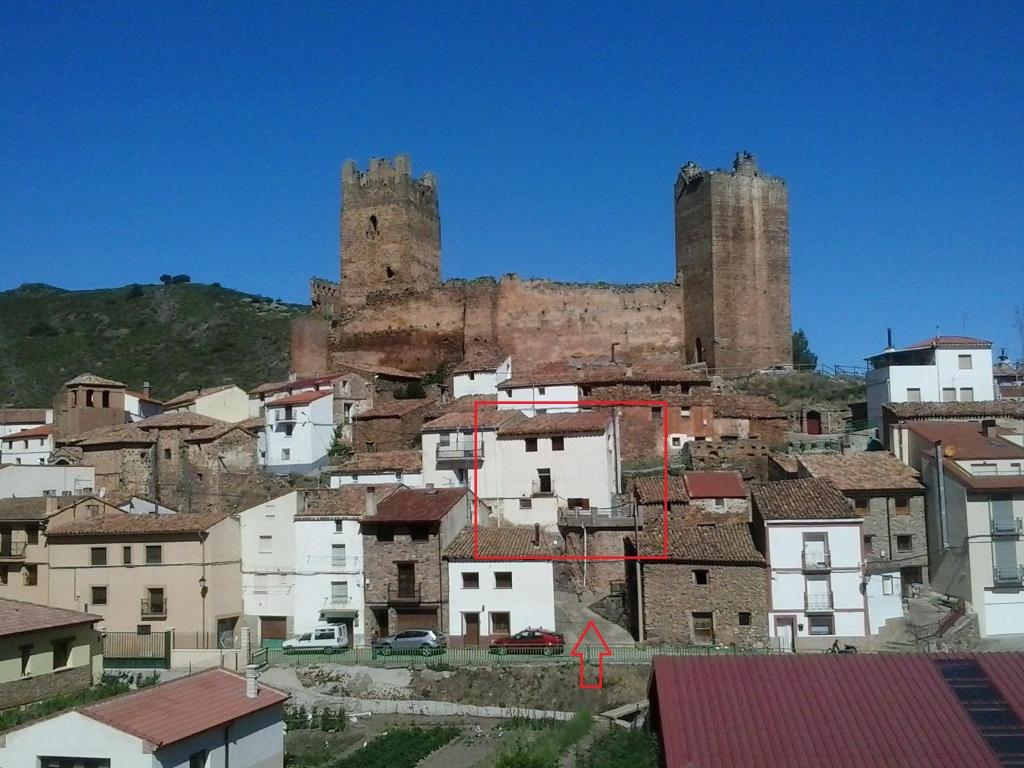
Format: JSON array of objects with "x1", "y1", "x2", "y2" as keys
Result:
[
  {"x1": 337, "y1": 155, "x2": 441, "y2": 308},
  {"x1": 675, "y1": 151, "x2": 792, "y2": 371}
]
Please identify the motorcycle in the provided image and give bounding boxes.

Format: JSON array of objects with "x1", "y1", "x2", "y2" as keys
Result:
[{"x1": 824, "y1": 639, "x2": 858, "y2": 654}]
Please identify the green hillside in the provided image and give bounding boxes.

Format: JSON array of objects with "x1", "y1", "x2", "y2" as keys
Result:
[{"x1": 0, "y1": 282, "x2": 308, "y2": 407}]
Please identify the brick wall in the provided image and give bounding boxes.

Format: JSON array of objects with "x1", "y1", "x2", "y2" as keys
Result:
[
  {"x1": 361, "y1": 526, "x2": 446, "y2": 636},
  {"x1": 856, "y1": 494, "x2": 929, "y2": 579},
  {"x1": 561, "y1": 530, "x2": 631, "y2": 595},
  {"x1": 353, "y1": 406, "x2": 436, "y2": 453},
  {"x1": 0, "y1": 664, "x2": 92, "y2": 710}
]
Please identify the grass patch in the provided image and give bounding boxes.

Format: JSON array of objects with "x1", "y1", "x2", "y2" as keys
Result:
[
  {"x1": 730, "y1": 371, "x2": 865, "y2": 409},
  {"x1": 0, "y1": 671, "x2": 159, "y2": 731},
  {"x1": 577, "y1": 727, "x2": 659, "y2": 768},
  {"x1": 308, "y1": 727, "x2": 459, "y2": 768},
  {"x1": 493, "y1": 711, "x2": 593, "y2": 768}
]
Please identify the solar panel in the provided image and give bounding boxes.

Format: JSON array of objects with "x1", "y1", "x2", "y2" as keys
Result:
[{"x1": 936, "y1": 659, "x2": 1024, "y2": 766}]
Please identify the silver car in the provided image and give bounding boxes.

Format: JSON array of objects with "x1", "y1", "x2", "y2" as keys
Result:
[{"x1": 373, "y1": 629, "x2": 446, "y2": 656}]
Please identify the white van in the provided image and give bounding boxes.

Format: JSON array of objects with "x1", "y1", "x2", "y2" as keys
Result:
[{"x1": 282, "y1": 623, "x2": 349, "y2": 652}]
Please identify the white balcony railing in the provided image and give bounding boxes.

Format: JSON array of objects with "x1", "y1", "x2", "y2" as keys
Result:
[
  {"x1": 991, "y1": 518, "x2": 1023, "y2": 537},
  {"x1": 804, "y1": 591, "x2": 834, "y2": 612},
  {"x1": 801, "y1": 549, "x2": 831, "y2": 571}
]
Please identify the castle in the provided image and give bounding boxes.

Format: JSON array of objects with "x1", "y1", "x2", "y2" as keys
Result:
[{"x1": 291, "y1": 151, "x2": 792, "y2": 376}]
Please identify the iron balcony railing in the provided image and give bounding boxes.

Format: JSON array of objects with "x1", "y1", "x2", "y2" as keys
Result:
[
  {"x1": 991, "y1": 518, "x2": 1023, "y2": 537},
  {"x1": 387, "y1": 582, "x2": 423, "y2": 603},
  {"x1": 140, "y1": 598, "x2": 167, "y2": 619},
  {"x1": 802, "y1": 549, "x2": 832, "y2": 571},
  {"x1": 0, "y1": 542, "x2": 27, "y2": 559},
  {"x1": 436, "y1": 444, "x2": 484, "y2": 461},
  {"x1": 804, "y1": 591, "x2": 834, "y2": 612},
  {"x1": 992, "y1": 566, "x2": 1024, "y2": 588}
]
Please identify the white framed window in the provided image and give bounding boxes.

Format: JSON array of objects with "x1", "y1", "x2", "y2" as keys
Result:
[
  {"x1": 905, "y1": 388, "x2": 922, "y2": 402},
  {"x1": 959, "y1": 387, "x2": 974, "y2": 402},
  {"x1": 259, "y1": 535, "x2": 273, "y2": 554},
  {"x1": 330, "y1": 581, "x2": 348, "y2": 603},
  {"x1": 281, "y1": 448, "x2": 291, "y2": 461},
  {"x1": 958, "y1": 354, "x2": 973, "y2": 370},
  {"x1": 941, "y1": 388, "x2": 956, "y2": 402},
  {"x1": 331, "y1": 544, "x2": 346, "y2": 566}
]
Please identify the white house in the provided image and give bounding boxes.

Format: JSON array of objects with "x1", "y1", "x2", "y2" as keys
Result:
[
  {"x1": 162, "y1": 384, "x2": 251, "y2": 423},
  {"x1": 0, "y1": 425, "x2": 54, "y2": 465},
  {"x1": 496, "y1": 371, "x2": 580, "y2": 415},
  {"x1": 752, "y1": 478, "x2": 868, "y2": 651},
  {"x1": 0, "y1": 668, "x2": 287, "y2": 768},
  {"x1": 444, "y1": 527, "x2": 556, "y2": 647},
  {"x1": 124, "y1": 387, "x2": 162, "y2": 422},
  {"x1": 0, "y1": 465, "x2": 95, "y2": 499},
  {"x1": 866, "y1": 334, "x2": 996, "y2": 433},
  {"x1": 240, "y1": 492, "x2": 300, "y2": 647},
  {"x1": 261, "y1": 391, "x2": 335, "y2": 474},
  {"x1": 420, "y1": 409, "x2": 524, "y2": 492},
  {"x1": 452, "y1": 352, "x2": 512, "y2": 399},
  {"x1": 907, "y1": 420, "x2": 1024, "y2": 636},
  {"x1": 0, "y1": 408, "x2": 52, "y2": 443},
  {"x1": 251, "y1": 372, "x2": 376, "y2": 442},
  {"x1": 328, "y1": 450, "x2": 423, "y2": 488}
]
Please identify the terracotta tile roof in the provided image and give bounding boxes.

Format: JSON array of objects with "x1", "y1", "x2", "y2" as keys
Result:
[
  {"x1": 81, "y1": 669, "x2": 288, "y2": 748},
  {"x1": 333, "y1": 355, "x2": 422, "y2": 380},
  {"x1": 250, "y1": 373, "x2": 347, "y2": 397},
  {"x1": 184, "y1": 420, "x2": 261, "y2": 443},
  {"x1": 136, "y1": 412, "x2": 221, "y2": 430},
  {"x1": 751, "y1": 478, "x2": 856, "y2": 521},
  {"x1": 498, "y1": 410, "x2": 611, "y2": 438},
  {"x1": 0, "y1": 498, "x2": 48, "y2": 521},
  {"x1": 905, "y1": 334, "x2": 992, "y2": 350},
  {"x1": 907, "y1": 421, "x2": 1024, "y2": 460},
  {"x1": 64, "y1": 373, "x2": 126, "y2": 387},
  {"x1": 2, "y1": 424, "x2": 54, "y2": 440},
  {"x1": 248, "y1": 378, "x2": 293, "y2": 396},
  {"x1": 445, "y1": 526, "x2": 552, "y2": 559},
  {"x1": 355, "y1": 398, "x2": 435, "y2": 419},
  {"x1": 638, "y1": 522, "x2": 764, "y2": 563},
  {"x1": 769, "y1": 454, "x2": 800, "y2": 474},
  {"x1": 296, "y1": 485, "x2": 402, "y2": 518},
  {"x1": 650, "y1": 653, "x2": 1024, "y2": 768},
  {"x1": 682, "y1": 388, "x2": 784, "y2": 419},
  {"x1": 885, "y1": 400, "x2": 1024, "y2": 419},
  {"x1": 46, "y1": 511, "x2": 228, "y2": 537},
  {"x1": 422, "y1": 409, "x2": 526, "y2": 432},
  {"x1": 264, "y1": 390, "x2": 333, "y2": 408},
  {"x1": 367, "y1": 487, "x2": 467, "y2": 524},
  {"x1": 162, "y1": 384, "x2": 240, "y2": 408},
  {"x1": 498, "y1": 361, "x2": 710, "y2": 389},
  {"x1": 797, "y1": 452, "x2": 924, "y2": 493},
  {"x1": 125, "y1": 390, "x2": 163, "y2": 404},
  {"x1": 0, "y1": 598, "x2": 101, "y2": 638},
  {"x1": 453, "y1": 350, "x2": 509, "y2": 374},
  {"x1": 74, "y1": 424, "x2": 155, "y2": 447},
  {"x1": 632, "y1": 475, "x2": 689, "y2": 505},
  {"x1": 333, "y1": 450, "x2": 423, "y2": 474},
  {"x1": 683, "y1": 471, "x2": 747, "y2": 499},
  {"x1": 0, "y1": 409, "x2": 49, "y2": 424}
]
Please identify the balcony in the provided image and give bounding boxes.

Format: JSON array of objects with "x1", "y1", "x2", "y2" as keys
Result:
[
  {"x1": 802, "y1": 548, "x2": 832, "y2": 572},
  {"x1": 0, "y1": 542, "x2": 27, "y2": 560},
  {"x1": 559, "y1": 503, "x2": 640, "y2": 529},
  {"x1": 140, "y1": 599, "x2": 167, "y2": 619},
  {"x1": 531, "y1": 479, "x2": 555, "y2": 497},
  {"x1": 436, "y1": 443, "x2": 484, "y2": 464},
  {"x1": 991, "y1": 518, "x2": 1023, "y2": 537},
  {"x1": 992, "y1": 566, "x2": 1024, "y2": 589},
  {"x1": 387, "y1": 583, "x2": 423, "y2": 603},
  {"x1": 804, "y1": 591, "x2": 834, "y2": 613}
]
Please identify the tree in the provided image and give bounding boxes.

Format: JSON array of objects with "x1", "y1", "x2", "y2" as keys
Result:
[
  {"x1": 328, "y1": 428, "x2": 353, "y2": 459},
  {"x1": 171, "y1": 274, "x2": 191, "y2": 284},
  {"x1": 159, "y1": 274, "x2": 172, "y2": 284},
  {"x1": 792, "y1": 329, "x2": 818, "y2": 369}
]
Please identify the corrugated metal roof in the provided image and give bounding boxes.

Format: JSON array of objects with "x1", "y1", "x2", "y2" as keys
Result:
[{"x1": 650, "y1": 653, "x2": 1024, "y2": 768}]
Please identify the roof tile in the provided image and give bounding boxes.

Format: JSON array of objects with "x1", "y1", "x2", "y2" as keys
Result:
[
  {"x1": 751, "y1": 478, "x2": 856, "y2": 521},
  {"x1": 367, "y1": 487, "x2": 467, "y2": 524},
  {"x1": 445, "y1": 527, "x2": 552, "y2": 559},
  {"x1": 0, "y1": 598, "x2": 100, "y2": 638},
  {"x1": 797, "y1": 452, "x2": 923, "y2": 492},
  {"x1": 46, "y1": 511, "x2": 229, "y2": 537},
  {"x1": 498, "y1": 411, "x2": 610, "y2": 438},
  {"x1": 683, "y1": 471, "x2": 747, "y2": 499}
]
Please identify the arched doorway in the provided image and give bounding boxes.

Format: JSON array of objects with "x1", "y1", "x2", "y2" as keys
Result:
[{"x1": 805, "y1": 410, "x2": 822, "y2": 436}]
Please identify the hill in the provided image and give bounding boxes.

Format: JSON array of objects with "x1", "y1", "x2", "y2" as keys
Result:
[
  {"x1": 728, "y1": 370, "x2": 866, "y2": 410},
  {"x1": 0, "y1": 282, "x2": 308, "y2": 407}
]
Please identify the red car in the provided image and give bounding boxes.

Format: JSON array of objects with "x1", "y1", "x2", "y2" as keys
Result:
[{"x1": 490, "y1": 628, "x2": 565, "y2": 655}]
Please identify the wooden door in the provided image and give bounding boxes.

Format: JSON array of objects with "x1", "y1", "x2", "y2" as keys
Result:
[
  {"x1": 775, "y1": 617, "x2": 795, "y2": 653},
  {"x1": 464, "y1": 613, "x2": 480, "y2": 646},
  {"x1": 396, "y1": 609, "x2": 437, "y2": 631},
  {"x1": 261, "y1": 616, "x2": 287, "y2": 641},
  {"x1": 805, "y1": 410, "x2": 822, "y2": 436}
]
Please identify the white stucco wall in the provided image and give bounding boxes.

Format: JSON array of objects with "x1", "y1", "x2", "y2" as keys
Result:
[
  {"x1": 189, "y1": 386, "x2": 251, "y2": 423},
  {"x1": 865, "y1": 572, "x2": 904, "y2": 633},
  {"x1": 0, "y1": 465, "x2": 95, "y2": 497},
  {"x1": 0, "y1": 434, "x2": 53, "y2": 465},
  {"x1": 447, "y1": 560, "x2": 555, "y2": 639},
  {"x1": 263, "y1": 395, "x2": 334, "y2": 474},
  {"x1": 240, "y1": 493, "x2": 299, "y2": 638},
  {"x1": 330, "y1": 470, "x2": 422, "y2": 487},
  {"x1": 293, "y1": 517, "x2": 366, "y2": 642},
  {"x1": 496, "y1": 385, "x2": 580, "y2": 415},
  {"x1": 0, "y1": 711, "x2": 152, "y2": 768}
]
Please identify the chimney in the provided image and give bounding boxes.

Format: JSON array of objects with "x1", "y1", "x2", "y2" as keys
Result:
[
  {"x1": 981, "y1": 418, "x2": 997, "y2": 436},
  {"x1": 245, "y1": 664, "x2": 259, "y2": 699},
  {"x1": 365, "y1": 486, "x2": 377, "y2": 517},
  {"x1": 884, "y1": 328, "x2": 895, "y2": 353},
  {"x1": 533, "y1": 523, "x2": 540, "y2": 548},
  {"x1": 143, "y1": 381, "x2": 151, "y2": 400}
]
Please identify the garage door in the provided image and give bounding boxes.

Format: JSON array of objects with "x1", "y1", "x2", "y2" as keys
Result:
[
  {"x1": 395, "y1": 609, "x2": 438, "y2": 632},
  {"x1": 261, "y1": 616, "x2": 288, "y2": 642}
]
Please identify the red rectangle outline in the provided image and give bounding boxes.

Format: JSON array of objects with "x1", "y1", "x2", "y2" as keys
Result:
[{"x1": 471, "y1": 399, "x2": 670, "y2": 561}]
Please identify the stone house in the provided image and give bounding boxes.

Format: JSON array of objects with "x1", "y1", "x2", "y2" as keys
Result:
[
  {"x1": 451, "y1": 351, "x2": 512, "y2": 399},
  {"x1": 628, "y1": 522, "x2": 767, "y2": 647},
  {"x1": 0, "y1": 598, "x2": 102, "y2": 710},
  {"x1": 786, "y1": 401, "x2": 853, "y2": 437},
  {"x1": 353, "y1": 398, "x2": 438, "y2": 452},
  {"x1": 631, "y1": 475, "x2": 690, "y2": 520},
  {"x1": 249, "y1": 370, "x2": 379, "y2": 443},
  {"x1": 65, "y1": 424, "x2": 155, "y2": 496},
  {"x1": 682, "y1": 471, "x2": 750, "y2": 522},
  {"x1": 360, "y1": 487, "x2": 472, "y2": 637},
  {"x1": 677, "y1": 388, "x2": 788, "y2": 447}
]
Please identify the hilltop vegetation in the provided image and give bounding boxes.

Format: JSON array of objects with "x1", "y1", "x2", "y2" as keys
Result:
[
  {"x1": 729, "y1": 370, "x2": 866, "y2": 409},
  {"x1": 0, "y1": 282, "x2": 307, "y2": 407}
]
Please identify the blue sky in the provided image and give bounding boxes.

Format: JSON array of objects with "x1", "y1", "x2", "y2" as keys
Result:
[{"x1": 2, "y1": 1, "x2": 1022, "y2": 365}]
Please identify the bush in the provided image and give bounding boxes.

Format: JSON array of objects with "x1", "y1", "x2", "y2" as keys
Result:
[
  {"x1": 394, "y1": 381, "x2": 427, "y2": 400},
  {"x1": 578, "y1": 728, "x2": 659, "y2": 768},
  {"x1": 125, "y1": 284, "x2": 145, "y2": 299},
  {"x1": 159, "y1": 274, "x2": 172, "y2": 284},
  {"x1": 0, "y1": 671, "x2": 159, "y2": 731},
  {"x1": 171, "y1": 274, "x2": 191, "y2": 284}
]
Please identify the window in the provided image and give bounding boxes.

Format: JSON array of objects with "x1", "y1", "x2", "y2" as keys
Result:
[
  {"x1": 145, "y1": 545, "x2": 162, "y2": 564},
  {"x1": 693, "y1": 569, "x2": 709, "y2": 586},
  {"x1": 651, "y1": 384, "x2": 662, "y2": 395},
  {"x1": 536, "y1": 468, "x2": 552, "y2": 494},
  {"x1": 490, "y1": 612, "x2": 511, "y2": 636},
  {"x1": 942, "y1": 387, "x2": 956, "y2": 402},
  {"x1": 189, "y1": 750, "x2": 208, "y2": 768},
  {"x1": 24, "y1": 565, "x2": 37, "y2": 586},
  {"x1": 468, "y1": 372, "x2": 475, "y2": 381},
  {"x1": 567, "y1": 498, "x2": 591, "y2": 510},
  {"x1": 331, "y1": 544, "x2": 346, "y2": 566},
  {"x1": 163, "y1": 448, "x2": 172, "y2": 460},
  {"x1": 20, "y1": 644, "x2": 32, "y2": 676},
  {"x1": 122, "y1": 546, "x2": 132, "y2": 565},
  {"x1": 519, "y1": 498, "x2": 532, "y2": 509},
  {"x1": 863, "y1": 534, "x2": 875, "y2": 554},
  {"x1": 52, "y1": 638, "x2": 71, "y2": 669},
  {"x1": 86, "y1": 389, "x2": 95, "y2": 407},
  {"x1": 651, "y1": 406, "x2": 663, "y2": 419},
  {"x1": 855, "y1": 498, "x2": 869, "y2": 514},
  {"x1": 495, "y1": 571, "x2": 513, "y2": 589},
  {"x1": 410, "y1": 527, "x2": 429, "y2": 542},
  {"x1": 537, "y1": 387, "x2": 546, "y2": 395},
  {"x1": 692, "y1": 612, "x2": 714, "y2": 645},
  {"x1": 253, "y1": 575, "x2": 268, "y2": 595},
  {"x1": 896, "y1": 535, "x2": 913, "y2": 552},
  {"x1": 525, "y1": 438, "x2": 538, "y2": 453},
  {"x1": 41, "y1": 759, "x2": 110, "y2": 768},
  {"x1": 551, "y1": 436, "x2": 565, "y2": 451},
  {"x1": 90, "y1": 547, "x2": 107, "y2": 566},
  {"x1": 26, "y1": 525, "x2": 38, "y2": 545},
  {"x1": 905, "y1": 387, "x2": 922, "y2": 402},
  {"x1": 91, "y1": 586, "x2": 108, "y2": 605},
  {"x1": 581, "y1": 386, "x2": 592, "y2": 397},
  {"x1": 808, "y1": 615, "x2": 834, "y2": 636},
  {"x1": 671, "y1": 437, "x2": 682, "y2": 447},
  {"x1": 101, "y1": 390, "x2": 110, "y2": 408},
  {"x1": 714, "y1": 498, "x2": 725, "y2": 508},
  {"x1": 376, "y1": 529, "x2": 394, "y2": 542},
  {"x1": 145, "y1": 588, "x2": 165, "y2": 615},
  {"x1": 335, "y1": 520, "x2": 344, "y2": 533},
  {"x1": 882, "y1": 575, "x2": 894, "y2": 596},
  {"x1": 894, "y1": 496, "x2": 910, "y2": 515},
  {"x1": 330, "y1": 582, "x2": 348, "y2": 603},
  {"x1": 438, "y1": 432, "x2": 451, "y2": 447},
  {"x1": 960, "y1": 387, "x2": 974, "y2": 402},
  {"x1": 281, "y1": 448, "x2": 291, "y2": 461},
  {"x1": 87, "y1": 504, "x2": 101, "y2": 518},
  {"x1": 0, "y1": 565, "x2": 7, "y2": 585},
  {"x1": 958, "y1": 354, "x2": 973, "y2": 370},
  {"x1": 738, "y1": 612, "x2": 751, "y2": 627},
  {"x1": 462, "y1": 572, "x2": 480, "y2": 589},
  {"x1": 259, "y1": 536, "x2": 273, "y2": 554}
]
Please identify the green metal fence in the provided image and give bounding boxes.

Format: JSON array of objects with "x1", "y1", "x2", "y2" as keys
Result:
[{"x1": 260, "y1": 643, "x2": 772, "y2": 668}]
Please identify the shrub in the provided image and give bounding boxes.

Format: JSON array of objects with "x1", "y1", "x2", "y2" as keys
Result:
[
  {"x1": 159, "y1": 274, "x2": 172, "y2": 284},
  {"x1": 578, "y1": 728, "x2": 659, "y2": 768},
  {"x1": 171, "y1": 274, "x2": 191, "y2": 284},
  {"x1": 394, "y1": 381, "x2": 427, "y2": 400},
  {"x1": 125, "y1": 284, "x2": 145, "y2": 299}
]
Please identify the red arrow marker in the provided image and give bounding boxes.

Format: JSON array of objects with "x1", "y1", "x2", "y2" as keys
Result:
[{"x1": 570, "y1": 620, "x2": 612, "y2": 689}]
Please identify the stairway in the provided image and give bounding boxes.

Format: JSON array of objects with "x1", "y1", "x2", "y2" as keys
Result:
[{"x1": 554, "y1": 589, "x2": 635, "y2": 647}]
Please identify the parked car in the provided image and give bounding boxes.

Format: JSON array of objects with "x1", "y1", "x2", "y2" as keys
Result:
[
  {"x1": 757, "y1": 364, "x2": 793, "y2": 375},
  {"x1": 282, "y1": 623, "x2": 348, "y2": 653},
  {"x1": 373, "y1": 629, "x2": 446, "y2": 656},
  {"x1": 490, "y1": 628, "x2": 565, "y2": 655}
]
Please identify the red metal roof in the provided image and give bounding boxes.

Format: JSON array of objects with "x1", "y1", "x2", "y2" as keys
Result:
[
  {"x1": 368, "y1": 487, "x2": 467, "y2": 524},
  {"x1": 264, "y1": 389, "x2": 333, "y2": 407},
  {"x1": 81, "y1": 669, "x2": 288, "y2": 748},
  {"x1": 683, "y1": 471, "x2": 747, "y2": 499},
  {"x1": 650, "y1": 653, "x2": 1024, "y2": 768}
]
